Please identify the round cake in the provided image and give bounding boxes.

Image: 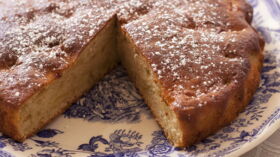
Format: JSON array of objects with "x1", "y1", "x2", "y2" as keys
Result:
[{"x1": 0, "y1": 0, "x2": 264, "y2": 147}]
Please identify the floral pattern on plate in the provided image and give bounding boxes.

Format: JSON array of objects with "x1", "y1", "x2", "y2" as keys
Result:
[{"x1": 0, "y1": 0, "x2": 280, "y2": 156}]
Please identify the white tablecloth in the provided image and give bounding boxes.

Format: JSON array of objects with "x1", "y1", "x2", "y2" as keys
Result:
[{"x1": 243, "y1": 129, "x2": 280, "y2": 157}]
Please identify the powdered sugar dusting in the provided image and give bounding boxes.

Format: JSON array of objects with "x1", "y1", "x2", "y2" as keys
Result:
[
  {"x1": 0, "y1": 0, "x2": 256, "y2": 108},
  {"x1": 123, "y1": 0, "x2": 253, "y2": 108},
  {"x1": 0, "y1": 0, "x2": 117, "y2": 102}
]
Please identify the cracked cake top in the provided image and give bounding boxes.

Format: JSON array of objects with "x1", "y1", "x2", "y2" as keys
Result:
[{"x1": 0, "y1": 0, "x2": 263, "y2": 109}]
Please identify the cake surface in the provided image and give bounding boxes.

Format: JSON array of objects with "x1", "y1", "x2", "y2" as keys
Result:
[{"x1": 0, "y1": 0, "x2": 264, "y2": 147}]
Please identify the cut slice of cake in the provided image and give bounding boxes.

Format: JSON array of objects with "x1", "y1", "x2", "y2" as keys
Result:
[
  {"x1": 0, "y1": 1, "x2": 119, "y2": 141},
  {"x1": 117, "y1": 0, "x2": 264, "y2": 146},
  {"x1": 0, "y1": 0, "x2": 264, "y2": 147}
]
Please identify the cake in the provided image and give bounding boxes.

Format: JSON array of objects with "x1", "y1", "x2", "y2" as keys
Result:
[{"x1": 0, "y1": 0, "x2": 264, "y2": 147}]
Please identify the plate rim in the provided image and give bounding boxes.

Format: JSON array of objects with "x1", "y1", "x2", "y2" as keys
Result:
[{"x1": 227, "y1": 109, "x2": 280, "y2": 156}]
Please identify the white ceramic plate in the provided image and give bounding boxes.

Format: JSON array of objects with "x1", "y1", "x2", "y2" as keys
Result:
[{"x1": 0, "y1": 0, "x2": 280, "y2": 156}]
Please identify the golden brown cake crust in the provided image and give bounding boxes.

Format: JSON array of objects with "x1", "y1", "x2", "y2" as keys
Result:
[
  {"x1": 0, "y1": 0, "x2": 117, "y2": 109},
  {"x1": 0, "y1": 0, "x2": 157, "y2": 109},
  {"x1": 121, "y1": 0, "x2": 264, "y2": 146},
  {"x1": 0, "y1": 0, "x2": 264, "y2": 146}
]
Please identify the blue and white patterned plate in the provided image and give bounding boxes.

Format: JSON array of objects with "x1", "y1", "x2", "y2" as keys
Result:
[{"x1": 1, "y1": 0, "x2": 280, "y2": 156}]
